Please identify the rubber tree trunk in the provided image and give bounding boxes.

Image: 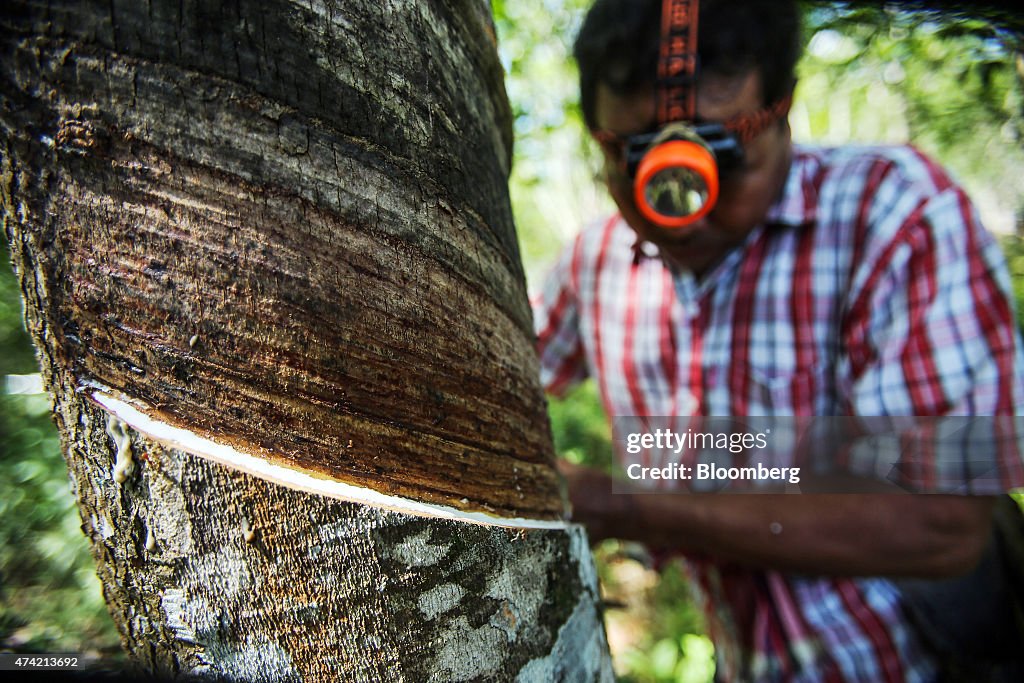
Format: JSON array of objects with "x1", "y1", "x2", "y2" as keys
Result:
[{"x1": 0, "y1": 0, "x2": 613, "y2": 679}]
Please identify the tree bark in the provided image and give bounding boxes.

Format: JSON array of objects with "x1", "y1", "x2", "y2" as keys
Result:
[{"x1": 0, "y1": 0, "x2": 613, "y2": 679}]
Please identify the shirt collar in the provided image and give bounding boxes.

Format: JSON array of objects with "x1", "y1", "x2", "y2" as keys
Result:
[{"x1": 631, "y1": 237, "x2": 661, "y2": 263}]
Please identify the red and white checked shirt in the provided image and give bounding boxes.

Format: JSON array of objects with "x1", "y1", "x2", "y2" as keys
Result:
[{"x1": 532, "y1": 144, "x2": 1024, "y2": 682}]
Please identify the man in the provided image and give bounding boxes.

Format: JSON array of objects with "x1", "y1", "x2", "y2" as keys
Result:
[{"x1": 531, "y1": 0, "x2": 1024, "y2": 680}]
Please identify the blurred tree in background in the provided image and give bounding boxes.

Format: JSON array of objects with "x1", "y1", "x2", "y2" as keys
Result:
[{"x1": 2, "y1": 1, "x2": 1023, "y2": 680}]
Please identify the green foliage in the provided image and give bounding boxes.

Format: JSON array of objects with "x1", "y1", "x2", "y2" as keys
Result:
[
  {"x1": 0, "y1": 241, "x2": 119, "y2": 655},
  {"x1": 795, "y1": 3, "x2": 1024, "y2": 233},
  {"x1": 617, "y1": 562, "x2": 715, "y2": 683},
  {"x1": 1001, "y1": 235, "x2": 1024, "y2": 319},
  {"x1": 0, "y1": 243, "x2": 39, "y2": 378},
  {"x1": 620, "y1": 632, "x2": 716, "y2": 683},
  {"x1": 592, "y1": 542, "x2": 713, "y2": 683},
  {"x1": 493, "y1": 0, "x2": 614, "y2": 286},
  {"x1": 547, "y1": 381, "x2": 613, "y2": 470}
]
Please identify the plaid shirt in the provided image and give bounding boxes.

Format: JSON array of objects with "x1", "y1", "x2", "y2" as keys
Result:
[{"x1": 532, "y1": 144, "x2": 1024, "y2": 682}]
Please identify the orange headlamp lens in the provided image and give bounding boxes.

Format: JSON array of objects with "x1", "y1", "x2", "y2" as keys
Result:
[{"x1": 633, "y1": 139, "x2": 719, "y2": 229}]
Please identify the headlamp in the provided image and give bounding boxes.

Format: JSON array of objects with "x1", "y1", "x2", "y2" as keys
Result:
[
  {"x1": 625, "y1": 122, "x2": 743, "y2": 228},
  {"x1": 590, "y1": 0, "x2": 791, "y2": 230},
  {"x1": 594, "y1": 94, "x2": 792, "y2": 230}
]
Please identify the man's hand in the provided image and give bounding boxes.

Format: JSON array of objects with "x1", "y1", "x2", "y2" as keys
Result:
[{"x1": 557, "y1": 458, "x2": 995, "y2": 578}]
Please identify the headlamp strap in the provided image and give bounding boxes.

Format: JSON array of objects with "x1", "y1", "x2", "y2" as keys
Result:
[
  {"x1": 657, "y1": 0, "x2": 699, "y2": 125},
  {"x1": 724, "y1": 94, "x2": 794, "y2": 144}
]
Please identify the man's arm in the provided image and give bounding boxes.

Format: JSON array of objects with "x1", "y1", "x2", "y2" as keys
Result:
[{"x1": 561, "y1": 461, "x2": 995, "y2": 579}]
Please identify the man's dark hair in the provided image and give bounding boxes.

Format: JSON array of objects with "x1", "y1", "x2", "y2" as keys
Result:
[{"x1": 573, "y1": 0, "x2": 803, "y2": 130}]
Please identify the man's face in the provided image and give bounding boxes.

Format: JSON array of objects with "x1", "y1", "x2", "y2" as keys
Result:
[{"x1": 593, "y1": 71, "x2": 792, "y2": 274}]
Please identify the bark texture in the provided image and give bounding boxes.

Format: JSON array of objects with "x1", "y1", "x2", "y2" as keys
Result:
[
  {"x1": 39, "y1": 402, "x2": 610, "y2": 680},
  {"x1": 1, "y1": 0, "x2": 613, "y2": 679},
  {"x1": 0, "y1": 0, "x2": 560, "y2": 520}
]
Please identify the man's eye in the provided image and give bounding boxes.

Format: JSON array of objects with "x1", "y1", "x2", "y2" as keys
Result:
[{"x1": 721, "y1": 158, "x2": 750, "y2": 178}]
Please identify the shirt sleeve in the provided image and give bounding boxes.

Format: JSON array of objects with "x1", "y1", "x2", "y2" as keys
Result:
[
  {"x1": 838, "y1": 151, "x2": 1024, "y2": 491},
  {"x1": 531, "y1": 235, "x2": 589, "y2": 397}
]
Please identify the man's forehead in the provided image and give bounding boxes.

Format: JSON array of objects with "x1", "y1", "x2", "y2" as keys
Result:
[
  {"x1": 594, "y1": 83, "x2": 656, "y2": 134},
  {"x1": 594, "y1": 70, "x2": 763, "y2": 134},
  {"x1": 701, "y1": 70, "x2": 762, "y2": 109}
]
